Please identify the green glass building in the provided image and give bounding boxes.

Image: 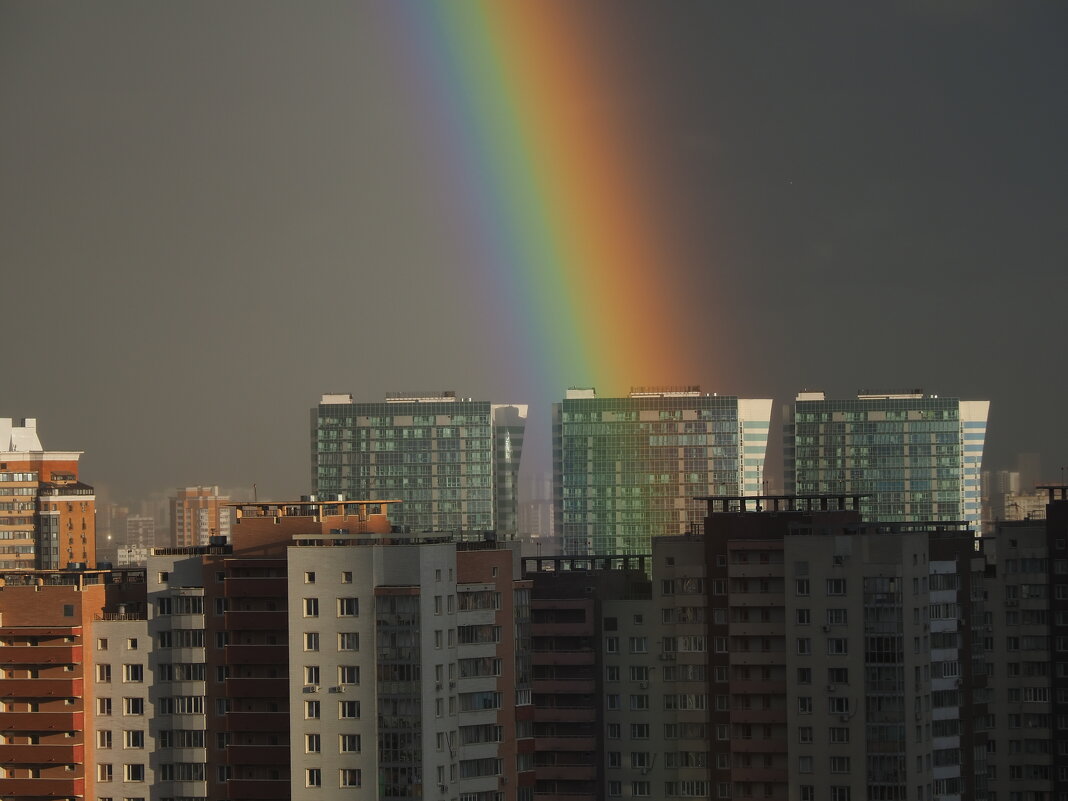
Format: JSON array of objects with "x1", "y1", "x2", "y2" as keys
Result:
[
  {"x1": 311, "y1": 392, "x2": 526, "y2": 535},
  {"x1": 553, "y1": 387, "x2": 772, "y2": 556},
  {"x1": 783, "y1": 390, "x2": 989, "y2": 530}
]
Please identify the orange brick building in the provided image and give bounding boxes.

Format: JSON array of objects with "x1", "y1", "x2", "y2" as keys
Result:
[{"x1": 1, "y1": 418, "x2": 97, "y2": 570}]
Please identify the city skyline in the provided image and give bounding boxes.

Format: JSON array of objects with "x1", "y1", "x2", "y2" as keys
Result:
[{"x1": 2, "y1": 3, "x2": 1066, "y2": 504}]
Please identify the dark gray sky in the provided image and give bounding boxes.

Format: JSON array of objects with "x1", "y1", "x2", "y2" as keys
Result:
[{"x1": 2, "y1": 1, "x2": 1066, "y2": 504}]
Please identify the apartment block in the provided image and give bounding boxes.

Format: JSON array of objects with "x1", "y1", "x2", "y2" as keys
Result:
[
  {"x1": 1, "y1": 417, "x2": 97, "y2": 569},
  {"x1": 170, "y1": 486, "x2": 233, "y2": 548},
  {"x1": 311, "y1": 392, "x2": 528, "y2": 536},
  {"x1": 553, "y1": 387, "x2": 772, "y2": 557}
]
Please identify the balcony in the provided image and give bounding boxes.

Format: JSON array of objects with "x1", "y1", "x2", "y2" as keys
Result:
[
  {"x1": 730, "y1": 738, "x2": 787, "y2": 753},
  {"x1": 0, "y1": 678, "x2": 83, "y2": 698},
  {"x1": 227, "y1": 744, "x2": 289, "y2": 765},
  {"x1": 535, "y1": 736, "x2": 596, "y2": 751},
  {"x1": 0, "y1": 777, "x2": 84, "y2": 796},
  {"x1": 728, "y1": 592, "x2": 785, "y2": 608},
  {"x1": 731, "y1": 708, "x2": 787, "y2": 724},
  {"x1": 531, "y1": 651, "x2": 594, "y2": 666},
  {"x1": 730, "y1": 680, "x2": 786, "y2": 695},
  {"x1": 0, "y1": 743, "x2": 84, "y2": 763},
  {"x1": 225, "y1": 610, "x2": 288, "y2": 631},
  {"x1": 227, "y1": 778, "x2": 290, "y2": 799},
  {"x1": 225, "y1": 577, "x2": 287, "y2": 598},
  {"x1": 531, "y1": 622, "x2": 591, "y2": 638},
  {"x1": 533, "y1": 679, "x2": 596, "y2": 695},
  {"x1": 0, "y1": 645, "x2": 80, "y2": 665},
  {"x1": 224, "y1": 712, "x2": 289, "y2": 732},
  {"x1": 534, "y1": 707, "x2": 596, "y2": 723},
  {"x1": 535, "y1": 765, "x2": 597, "y2": 781},
  {"x1": 225, "y1": 677, "x2": 288, "y2": 698},
  {"x1": 224, "y1": 644, "x2": 287, "y2": 665},
  {"x1": 0, "y1": 711, "x2": 83, "y2": 731}
]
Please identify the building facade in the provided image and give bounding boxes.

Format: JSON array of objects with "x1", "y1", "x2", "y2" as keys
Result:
[
  {"x1": 552, "y1": 387, "x2": 772, "y2": 556},
  {"x1": 170, "y1": 486, "x2": 233, "y2": 548},
  {"x1": 311, "y1": 392, "x2": 527, "y2": 536},
  {"x1": 0, "y1": 417, "x2": 97, "y2": 570},
  {"x1": 783, "y1": 391, "x2": 990, "y2": 531}
]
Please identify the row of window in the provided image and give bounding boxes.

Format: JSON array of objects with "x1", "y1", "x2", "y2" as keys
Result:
[
  {"x1": 302, "y1": 597, "x2": 359, "y2": 617},
  {"x1": 305, "y1": 768, "x2": 362, "y2": 788},
  {"x1": 303, "y1": 733, "x2": 362, "y2": 753}
]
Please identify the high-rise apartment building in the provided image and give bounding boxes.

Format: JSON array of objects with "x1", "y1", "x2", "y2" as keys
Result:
[
  {"x1": 0, "y1": 417, "x2": 97, "y2": 569},
  {"x1": 552, "y1": 387, "x2": 772, "y2": 556},
  {"x1": 311, "y1": 392, "x2": 527, "y2": 535},
  {"x1": 783, "y1": 391, "x2": 990, "y2": 531},
  {"x1": 170, "y1": 486, "x2": 233, "y2": 548}
]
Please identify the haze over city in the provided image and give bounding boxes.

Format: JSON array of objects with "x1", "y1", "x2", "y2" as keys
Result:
[{"x1": 2, "y1": 2, "x2": 1066, "y2": 504}]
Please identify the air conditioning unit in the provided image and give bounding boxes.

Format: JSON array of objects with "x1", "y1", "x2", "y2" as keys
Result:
[
  {"x1": 435, "y1": 682, "x2": 443, "y2": 690},
  {"x1": 439, "y1": 784, "x2": 448, "y2": 793},
  {"x1": 303, "y1": 685, "x2": 320, "y2": 693},
  {"x1": 329, "y1": 685, "x2": 345, "y2": 693},
  {"x1": 821, "y1": 625, "x2": 831, "y2": 633},
  {"x1": 449, "y1": 681, "x2": 456, "y2": 689},
  {"x1": 639, "y1": 681, "x2": 649, "y2": 689}
]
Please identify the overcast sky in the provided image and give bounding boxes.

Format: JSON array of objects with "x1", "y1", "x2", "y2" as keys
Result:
[{"x1": 2, "y1": 1, "x2": 1066, "y2": 504}]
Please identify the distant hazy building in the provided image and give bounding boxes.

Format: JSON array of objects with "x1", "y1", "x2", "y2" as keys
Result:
[
  {"x1": 784, "y1": 390, "x2": 990, "y2": 530},
  {"x1": 0, "y1": 417, "x2": 97, "y2": 569},
  {"x1": 170, "y1": 485, "x2": 232, "y2": 548},
  {"x1": 552, "y1": 387, "x2": 772, "y2": 556},
  {"x1": 311, "y1": 392, "x2": 527, "y2": 535}
]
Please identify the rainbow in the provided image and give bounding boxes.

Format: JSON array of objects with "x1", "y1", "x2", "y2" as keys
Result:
[{"x1": 387, "y1": 2, "x2": 700, "y2": 395}]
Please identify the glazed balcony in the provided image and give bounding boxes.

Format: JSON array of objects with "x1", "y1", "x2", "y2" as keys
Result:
[
  {"x1": 227, "y1": 744, "x2": 289, "y2": 765},
  {"x1": 224, "y1": 610, "x2": 287, "y2": 631},
  {"x1": 535, "y1": 735, "x2": 597, "y2": 751},
  {"x1": 225, "y1": 677, "x2": 288, "y2": 698},
  {"x1": 224, "y1": 644, "x2": 287, "y2": 665},
  {"x1": 224, "y1": 711, "x2": 289, "y2": 732},
  {"x1": 224, "y1": 577, "x2": 287, "y2": 598},
  {"x1": 534, "y1": 707, "x2": 596, "y2": 723},
  {"x1": 535, "y1": 765, "x2": 597, "y2": 781},
  {"x1": 227, "y1": 778, "x2": 290, "y2": 799}
]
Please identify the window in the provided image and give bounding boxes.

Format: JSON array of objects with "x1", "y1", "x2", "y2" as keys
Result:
[
  {"x1": 98, "y1": 637, "x2": 109, "y2": 651},
  {"x1": 337, "y1": 597, "x2": 359, "y2": 617},
  {"x1": 830, "y1": 756, "x2": 850, "y2": 773},
  {"x1": 629, "y1": 636, "x2": 647, "y2": 653},
  {"x1": 97, "y1": 698, "x2": 112, "y2": 716},
  {"x1": 630, "y1": 723, "x2": 650, "y2": 739},
  {"x1": 338, "y1": 665, "x2": 360, "y2": 685},
  {"x1": 339, "y1": 734, "x2": 361, "y2": 753},
  {"x1": 827, "y1": 638, "x2": 848, "y2": 655},
  {"x1": 340, "y1": 769, "x2": 362, "y2": 788},
  {"x1": 796, "y1": 579, "x2": 810, "y2": 596},
  {"x1": 798, "y1": 697, "x2": 812, "y2": 714},
  {"x1": 304, "y1": 571, "x2": 315, "y2": 583},
  {"x1": 341, "y1": 571, "x2": 352, "y2": 583},
  {"x1": 607, "y1": 665, "x2": 620, "y2": 682},
  {"x1": 797, "y1": 638, "x2": 811, "y2": 655},
  {"x1": 123, "y1": 698, "x2": 144, "y2": 716},
  {"x1": 796, "y1": 609, "x2": 810, "y2": 625},
  {"x1": 339, "y1": 700, "x2": 360, "y2": 719},
  {"x1": 829, "y1": 727, "x2": 849, "y2": 744},
  {"x1": 97, "y1": 730, "x2": 113, "y2": 749},
  {"x1": 798, "y1": 727, "x2": 813, "y2": 743},
  {"x1": 828, "y1": 667, "x2": 849, "y2": 684},
  {"x1": 124, "y1": 764, "x2": 145, "y2": 782},
  {"x1": 97, "y1": 664, "x2": 112, "y2": 683},
  {"x1": 826, "y1": 579, "x2": 846, "y2": 596},
  {"x1": 305, "y1": 734, "x2": 321, "y2": 753},
  {"x1": 799, "y1": 756, "x2": 813, "y2": 773},
  {"x1": 123, "y1": 665, "x2": 143, "y2": 683},
  {"x1": 304, "y1": 598, "x2": 319, "y2": 617},
  {"x1": 305, "y1": 666, "x2": 320, "y2": 685},
  {"x1": 338, "y1": 632, "x2": 359, "y2": 651},
  {"x1": 607, "y1": 723, "x2": 621, "y2": 739},
  {"x1": 304, "y1": 632, "x2": 319, "y2": 651},
  {"x1": 306, "y1": 768, "x2": 322, "y2": 788},
  {"x1": 305, "y1": 700, "x2": 320, "y2": 719},
  {"x1": 830, "y1": 787, "x2": 850, "y2": 801},
  {"x1": 98, "y1": 764, "x2": 113, "y2": 782},
  {"x1": 826, "y1": 608, "x2": 848, "y2": 626},
  {"x1": 123, "y1": 730, "x2": 144, "y2": 749},
  {"x1": 606, "y1": 636, "x2": 619, "y2": 653},
  {"x1": 797, "y1": 667, "x2": 812, "y2": 684}
]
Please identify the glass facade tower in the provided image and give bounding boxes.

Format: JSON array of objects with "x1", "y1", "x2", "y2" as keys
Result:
[
  {"x1": 553, "y1": 387, "x2": 772, "y2": 556},
  {"x1": 311, "y1": 393, "x2": 527, "y2": 535},
  {"x1": 783, "y1": 391, "x2": 989, "y2": 531}
]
